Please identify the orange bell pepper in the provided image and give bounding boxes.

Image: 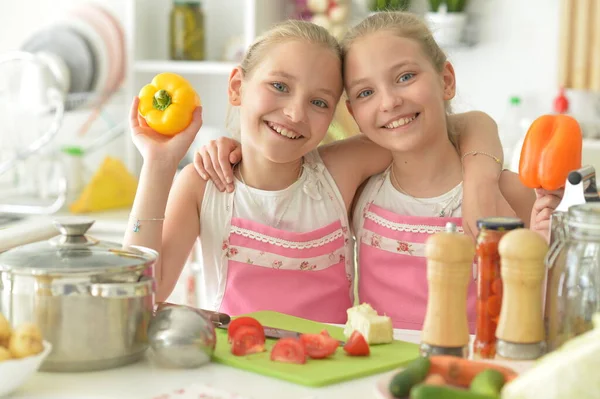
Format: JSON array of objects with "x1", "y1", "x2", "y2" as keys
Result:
[{"x1": 518, "y1": 114, "x2": 582, "y2": 191}]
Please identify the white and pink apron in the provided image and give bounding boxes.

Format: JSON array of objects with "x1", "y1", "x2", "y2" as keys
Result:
[
  {"x1": 357, "y1": 170, "x2": 477, "y2": 331},
  {"x1": 215, "y1": 154, "x2": 354, "y2": 324}
]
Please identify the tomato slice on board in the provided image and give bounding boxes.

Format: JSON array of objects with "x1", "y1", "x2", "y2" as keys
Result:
[
  {"x1": 343, "y1": 331, "x2": 370, "y2": 356},
  {"x1": 227, "y1": 317, "x2": 265, "y2": 343},
  {"x1": 299, "y1": 333, "x2": 339, "y2": 359},
  {"x1": 270, "y1": 338, "x2": 307, "y2": 364},
  {"x1": 231, "y1": 326, "x2": 266, "y2": 356}
]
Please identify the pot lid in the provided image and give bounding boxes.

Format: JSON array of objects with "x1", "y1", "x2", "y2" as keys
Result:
[{"x1": 0, "y1": 218, "x2": 158, "y2": 276}]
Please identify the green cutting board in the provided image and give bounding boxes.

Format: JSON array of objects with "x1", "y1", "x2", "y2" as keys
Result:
[{"x1": 212, "y1": 311, "x2": 420, "y2": 387}]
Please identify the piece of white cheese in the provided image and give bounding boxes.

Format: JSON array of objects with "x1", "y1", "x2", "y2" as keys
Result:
[{"x1": 343, "y1": 303, "x2": 393, "y2": 344}]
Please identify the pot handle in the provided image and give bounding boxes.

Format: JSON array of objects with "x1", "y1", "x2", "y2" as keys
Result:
[{"x1": 88, "y1": 276, "x2": 153, "y2": 299}]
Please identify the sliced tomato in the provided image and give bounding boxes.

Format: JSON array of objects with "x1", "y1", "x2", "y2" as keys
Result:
[
  {"x1": 343, "y1": 331, "x2": 370, "y2": 356},
  {"x1": 231, "y1": 326, "x2": 266, "y2": 356},
  {"x1": 270, "y1": 338, "x2": 306, "y2": 364},
  {"x1": 227, "y1": 317, "x2": 265, "y2": 343},
  {"x1": 299, "y1": 333, "x2": 339, "y2": 359},
  {"x1": 320, "y1": 329, "x2": 331, "y2": 337}
]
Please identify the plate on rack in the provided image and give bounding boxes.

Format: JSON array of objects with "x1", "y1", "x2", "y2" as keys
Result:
[
  {"x1": 60, "y1": 14, "x2": 109, "y2": 101},
  {"x1": 21, "y1": 25, "x2": 96, "y2": 94}
]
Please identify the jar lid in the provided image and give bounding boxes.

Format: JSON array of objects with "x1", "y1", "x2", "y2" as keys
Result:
[
  {"x1": 0, "y1": 218, "x2": 157, "y2": 276},
  {"x1": 568, "y1": 202, "x2": 600, "y2": 229},
  {"x1": 477, "y1": 217, "x2": 524, "y2": 231}
]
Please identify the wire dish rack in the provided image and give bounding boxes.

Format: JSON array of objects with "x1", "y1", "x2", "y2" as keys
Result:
[{"x1": 0, "y1": 52, "x2": 126, "y2": 216}]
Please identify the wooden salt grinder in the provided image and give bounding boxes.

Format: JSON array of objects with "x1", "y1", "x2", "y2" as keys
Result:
[
  {"x1": 496, "y1": 228, "x2": 549, "y2": 360},
  {"x1": 421, "y1": 222, "x2": 475, "y2": 358}
]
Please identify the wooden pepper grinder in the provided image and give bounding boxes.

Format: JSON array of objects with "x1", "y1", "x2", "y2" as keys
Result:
[
  {"x1": 421, "y1": 222, "x2": 475, "y2": 358},
  {"x1": 496, "y1": 228, "x2": 548, "y2": 360}
]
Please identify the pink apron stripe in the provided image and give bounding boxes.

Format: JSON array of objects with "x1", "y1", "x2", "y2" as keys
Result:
[
  {"x1": 363, "y1": 218, "x2": 432, "y2": 244},
  {"x1": 220, "y1": 260, "x2": 351, "y2": 324},
  {"x1": 369, "y1": 203, "x2": 463, "y2": 227},
  {"x1": 232, "y1": 217, "x2": 343, "y2": 242},
  {"x1": 359, "y1": 230, "x2": 476, "y2": 332},
  {"x1": 229, "y1": 231, "x2": 344, "y2": 258}
]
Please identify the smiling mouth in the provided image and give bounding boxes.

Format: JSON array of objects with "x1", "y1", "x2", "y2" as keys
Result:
[
  {"x1": 265, "y1": 121, "x2": 304, "y2": 140},
  {"x1": 382, "y1": 113, "x2": 420, "y2": 129}
]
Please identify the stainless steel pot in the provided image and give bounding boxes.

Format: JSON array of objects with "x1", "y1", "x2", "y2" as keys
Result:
[{"x1": 0, "y1": 218, "x2": 158, "y2": 372}]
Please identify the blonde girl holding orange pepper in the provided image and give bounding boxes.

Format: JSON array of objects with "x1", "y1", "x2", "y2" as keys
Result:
[
  {"x1": 341, "y1": 12, "x2": 552, "y2": 330},
  {"x1": 124, "y1": 19, "x2": 511, "y2": 323}
]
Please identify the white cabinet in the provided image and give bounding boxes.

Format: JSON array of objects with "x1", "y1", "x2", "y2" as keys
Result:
[{"x1": 122, "y1": 0, "x2": 292, "y2": 175}]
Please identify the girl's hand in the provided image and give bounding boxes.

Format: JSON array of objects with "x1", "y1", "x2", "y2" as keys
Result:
[
  {"x1": 193, "y1": 137, "x2": 242, "y2": 193},
  {"x1": 129, "y1": 97, "x2": 203, "y2": 169},
  {"x1": 530, "y1": 188, "x2": 563, "y2": 242}
]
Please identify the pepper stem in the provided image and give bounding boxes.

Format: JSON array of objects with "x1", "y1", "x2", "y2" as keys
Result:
[{"x1": 153, "y1": 89, "x2": 172, "y2": 111}]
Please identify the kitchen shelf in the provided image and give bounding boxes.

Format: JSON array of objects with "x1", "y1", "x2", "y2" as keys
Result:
[
  {"x1": 134, "y1": 60, "x2": 238, "y2": 75},
  {"x1": 123, "y1": 0, "x2": 290, "y2": 176}
]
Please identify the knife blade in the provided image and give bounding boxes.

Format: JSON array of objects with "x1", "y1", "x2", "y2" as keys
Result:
[
  {"x1": 215, "y1": 323, "x2": 346, "y2": 345},
  {"x1": 163, "y1": 304, "x2": 347, "y2": 345}
]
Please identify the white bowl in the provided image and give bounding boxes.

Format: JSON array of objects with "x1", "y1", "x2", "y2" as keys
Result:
[{"x1": 0, "y1": 341, "x2": 52, "y2": 397}]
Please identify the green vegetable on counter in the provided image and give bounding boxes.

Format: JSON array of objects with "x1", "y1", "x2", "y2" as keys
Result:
[
  {"x1": 410, "y1": 384, "x2": 498, "y2": 399},
  {"x1": 470, "y1": 369, "x2": 505, "y2": 396},
  {"x1": 389, "y1": 356, "x2": 431, "y2": 398}
]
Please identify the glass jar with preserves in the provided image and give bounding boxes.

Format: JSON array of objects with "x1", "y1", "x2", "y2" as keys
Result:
[
  {"x1": 472, "y1": 217, "x2": 524, "y2": 359},
  {"x1": 170, "y1": 0, "x2": 205, "y2": 61},
  {"x1": 546, "y1": 203, "x2": 600, "y2": 350}
]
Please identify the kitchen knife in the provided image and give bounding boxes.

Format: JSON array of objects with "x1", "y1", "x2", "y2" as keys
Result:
[
  {"x1": 157, "y1": 304, "x2": 346, "y2": 345},
  {"x1": 215, "y1": 319, "x2": 345, "y2": 345}
]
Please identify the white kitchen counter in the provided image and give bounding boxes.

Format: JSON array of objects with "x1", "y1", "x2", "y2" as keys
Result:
[
  {"x1": 11, "y1": 330, "x2": 533, "y2": 399},
  {"x1": 1, "y1": 214, "x2": 533, "y2": 399}
]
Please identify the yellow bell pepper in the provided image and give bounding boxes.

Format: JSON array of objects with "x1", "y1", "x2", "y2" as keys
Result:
[{"x1": 138, "y1": 72, "x2": 201, "y2": 136}]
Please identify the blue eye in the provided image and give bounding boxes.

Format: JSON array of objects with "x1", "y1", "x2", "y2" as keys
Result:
[
  {"x1": 358, "y1": 89, "x2": 373, "y2": 98},
  {"x1": 398, "y1": 73, "x2": 414, "y2": 83},
  {"x1": 312, "y1": 99, "x2": 328, "y2": 108},
  {"x1": 272, "y1": 82, "x2": 288, "y2": 92}
]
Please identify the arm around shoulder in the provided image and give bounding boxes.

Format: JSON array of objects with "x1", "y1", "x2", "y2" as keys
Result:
[{"x1": 319, "y1": 134, "x2": 392, "y2": 211}]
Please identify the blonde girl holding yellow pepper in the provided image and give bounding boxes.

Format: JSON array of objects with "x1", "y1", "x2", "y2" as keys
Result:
[{"x1": 124, "y1": 19, "x2": 507, "y2": 322}]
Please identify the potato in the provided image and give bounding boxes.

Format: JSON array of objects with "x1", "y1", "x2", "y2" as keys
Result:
[
  {"x1": 9, "y1": 323, "x2": 44, "y2": 358},
  {"x1": 0, "y1": 346, "x2": 11, "y2": 362},
  {"x1": 0, "y1": 312, "x2": 11, "y2": 344}
]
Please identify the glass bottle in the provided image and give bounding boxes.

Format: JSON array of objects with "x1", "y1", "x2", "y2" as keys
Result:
[
  {"x1": 170, "y1": 0, "x2": 205, "y2": 61},
  {"x1": 472, "y1": 217, "x2": 524, "y2": 359},
  {"x1": 547, "y1": 203, "x2": 600, "y2": 350}
]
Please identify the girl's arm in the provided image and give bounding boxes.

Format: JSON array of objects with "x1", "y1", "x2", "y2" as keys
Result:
[
  {"x1": 498, "y1": 170, "x2": 538, "y2": 228},
  {"x1": 122, "y1": 98, "x2": 205, "y2": 302}
]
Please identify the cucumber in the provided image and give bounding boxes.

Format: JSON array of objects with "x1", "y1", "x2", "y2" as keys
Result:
[
  {"x1": 389, "y1": 357, "x2": 431, "y2": 398},
  {"x1": 470, "y1": 369, "x2": 505, "y2": 396},
  {"x1": 410, "y1": 384, "x2": 499, "y2": 399}
]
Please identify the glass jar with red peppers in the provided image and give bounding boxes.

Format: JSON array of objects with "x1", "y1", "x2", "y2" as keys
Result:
[{"x1": 473, "y1": 217, "x2": 524, "y2": 359}]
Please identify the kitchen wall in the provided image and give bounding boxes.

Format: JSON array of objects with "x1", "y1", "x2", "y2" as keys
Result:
[{"x1": 1, "y1": 0, "x2": 561, "y2": 124}]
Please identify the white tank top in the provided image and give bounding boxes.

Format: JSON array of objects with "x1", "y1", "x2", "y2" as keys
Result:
[
  {"x1": 352, "y1": 167, "x2": 463, "y2": 235},
  {"x1": 197, "y1": 150, "x2": 353, "y2": 310}
]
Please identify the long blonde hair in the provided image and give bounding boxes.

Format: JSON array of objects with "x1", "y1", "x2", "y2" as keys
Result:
[
  {"x1": 341, "y1": 12, "x2": 459, "y2": 148},
  {"x1": 226, "y1": 20, "x2": 343, "y2": 139}
]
